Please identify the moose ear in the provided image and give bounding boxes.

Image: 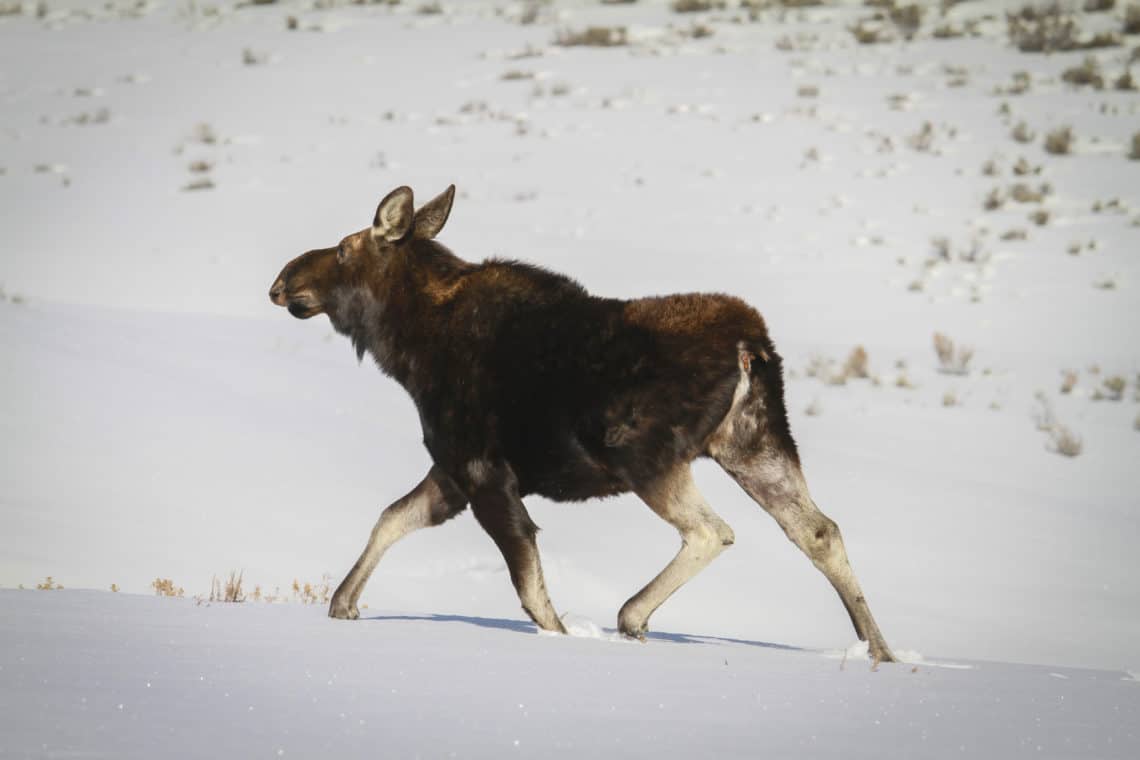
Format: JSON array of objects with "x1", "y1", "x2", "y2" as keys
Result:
[
  {"x1": 372, "y1": 186, "x2": 415, "y2": 242},
  {"x1": 412, "y1": 184, "x2": 456, "y2": 240}
]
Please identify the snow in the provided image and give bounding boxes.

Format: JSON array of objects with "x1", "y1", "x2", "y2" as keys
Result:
[
  {"x1": 1, "y1": 0, "x2": 1139, "y2": 754},
  {"x1": 1, "y1": 589, "x2": 1137, "y2": 759}
]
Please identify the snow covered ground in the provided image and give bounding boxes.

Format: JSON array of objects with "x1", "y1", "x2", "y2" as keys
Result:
[
  {"x1": 2, "y1": 0, "x2": 1139, "y2": 755},
  {"x1": 2, "y1": 589, "x2": 1138, "y2": 759}
]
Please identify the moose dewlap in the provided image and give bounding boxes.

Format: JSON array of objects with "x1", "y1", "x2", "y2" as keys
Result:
[{"x1": 269, "y1": 185, "x2": 896, "y2": 664}]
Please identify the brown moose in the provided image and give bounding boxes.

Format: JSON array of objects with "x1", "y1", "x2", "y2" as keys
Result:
[{"x1": 269, "y1": 185, "x2": 896, "y2": 663}]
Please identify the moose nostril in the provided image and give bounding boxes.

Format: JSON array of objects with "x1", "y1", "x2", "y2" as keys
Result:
[{"x1": 269, "y1": 281, "x2": 284, "y2": 301}]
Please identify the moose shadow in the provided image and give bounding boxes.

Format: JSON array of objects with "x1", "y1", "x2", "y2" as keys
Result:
[{"x1": 363, "y1": 613, "x2": 801, "y2": 652}]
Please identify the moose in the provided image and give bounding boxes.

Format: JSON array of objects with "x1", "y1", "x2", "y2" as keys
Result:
[{"x1": 269, "y1": 185, "x2": 896, "y2": 663}]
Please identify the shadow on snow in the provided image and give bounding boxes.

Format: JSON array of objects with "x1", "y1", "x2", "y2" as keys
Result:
[{"x1": 364, "y1": 612, "x2": 801, "y2": 652}]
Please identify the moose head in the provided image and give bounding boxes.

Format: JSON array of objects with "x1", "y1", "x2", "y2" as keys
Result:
[{"x1": 268, "y1": 184, "x2": 456, "y2": 320}]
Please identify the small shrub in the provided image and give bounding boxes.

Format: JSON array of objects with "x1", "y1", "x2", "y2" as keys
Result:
[
  {"x1": 36, "y1": 576, "x2": 64, "y2": 590},
  {"x1": 942, "y1": 390, "x2": 959, "y2": 407},
  {"x1": 804, "y1": 399, "x2": 822, "y2": 417},
  {"x1": 1012, "y1": 156, "x2": 1039, "y2": 175},
  {"x1": 1060, "y1": 370, "x2": 1078, "y2": 394},
  {"x1": 1130, "y1": 131, "x2": 1140, "y2": 159},
  {"x1": 1012, "y1": 121, "x2": 1036, "y2": 143},
  {"x1": 984, "y1": 187, "x2": 1006, "y2": 211},
  {"x1": 1100, "y1": 375, "x2": 1127, "y2": 400},
  {"x1": 1050, "y1": 426, "x2": 1084, "y2": 456},
  {"x1": 188, "y1": 160, "x2": 212, "y2": 173},
  {"x1": 1115, "y1": 69, "x2": 1137, "y2": 90},
  {"x1": 1084, "y1": 0, "x2": 1115, "y2": 11},
  {"x1": 1030, "y1": 209, "x2": 1051, "y2": 226},
  {"x1": 110, "y1": 583, "x2": 120, "y2": 593},
  {"x1": 843, "y1": 346, "x2": 870, "y2": 379},
  {"x1": 907, "y1": 121, "x2": 935, "y2": 152},
  {"x1": 1010, "y1": 183, "x2": 1048, "y2": 203},
  {"x1": 933, "y1": 332, "x2": 973, "y2": 375},
  {"x1": 1001, "y1": 227, "x2": 1028, "y2": 241},
  {"x1": 1045, "y1": 126, "x2": 1073, "y2": 154},
  {"x1": 671, "y1": 0, "x2": 724, "y2": 11},
  {"x1": 851, "y1": 20, "x2": 892, "y2": 45},
  {"x1": 1061, "y1": 56, "x2": 1104, "y2": 88},
  {"x1": 416, "y1": 1, "x2": 443, "y2": 13},
  {"x1": 152, "y1": 578, "x2": 184, "y2": 597},
  {"x1": 556, "y1": 26, "x2": 628, "y2": 47},
  {"x1": 1126, "y1": 4, "x2": 1140, "y2": 35},
  {"x1": 1034, "y1": 392, "x2": 1083, "y2": 457}
]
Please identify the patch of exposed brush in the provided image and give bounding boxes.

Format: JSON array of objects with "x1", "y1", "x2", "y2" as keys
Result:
[
  {"x1": 1062, "y1": 56, "x2": 1105, "y2": 88},
  {"x1": 36, "y1": 576, "x2": 64, "y2": 590},
  {"x1": 1012, "y1": 121, "x2": 1036, "y2": 143},
  {"x1": 1008, "y1": 3, "x2": 1122, "y2": 52},
  {"x1": 555, "y1": 26, "x2": 628, "y2": 47},
  {"x1": 670, "y1": 0, "x2": 724, "y2": 11},
  {"x1": 1130, "y1": 131, "x2": 1140, "y2": 159},
  {"x1": 1044, "y1": 125, "x2": 1074, "y2": 154},
  {"x1": 1126, "y1": 3, "x2": 1140, "y2": 34},
  {"x1": 209, "y1": 571, "x2": 245, "y2": 603},
  {"x1": 152, "y1": 578, "x2": 185, "y2": 598}
]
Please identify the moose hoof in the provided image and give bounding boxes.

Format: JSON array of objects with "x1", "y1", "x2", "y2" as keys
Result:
[
  {"x1": 328, "y1": 598, "x2": 359, "y2": 620},
  {"x1": 617, "y1": 611, "x2": 648, "y2": 642},
  {"x1": 869, "y1": 641, "x2": 897, "y2": 666}
]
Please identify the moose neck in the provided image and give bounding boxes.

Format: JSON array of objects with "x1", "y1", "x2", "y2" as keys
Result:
[{"x1": 332, "y1": 242, "x2": 468, "y2": 401}]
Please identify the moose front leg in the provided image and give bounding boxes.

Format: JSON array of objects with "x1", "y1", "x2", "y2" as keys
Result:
[
  {"x1": 466, "y1": 465, "x2": 566, "y2": 634},
  {"x1": 329, "y1": 465, "x2": 467, "y2": 620}
]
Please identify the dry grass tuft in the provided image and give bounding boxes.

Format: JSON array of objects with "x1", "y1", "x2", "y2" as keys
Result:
[
  {"x1": 942, "y1": 390, "x2": 959, "y2": 407},
  {"x1": 1034, "y1": 392, "x2": 1083, "y2": 457},
  {"x1": 1130, "y1": 131, "x2": 1140, "y2": 159},
  {"x1": 843, "y1": 346, "x2": 870, "y2": 379},
  {"x1": 110, "y1": 583, "x2": 120, "y2": 593},
  {"x1": 555, "y1": 26, "x2": 628, "y2": 47},
  {"x1": 152, "y1": 578, "x2": 184, "y2": 598},
  {"x1": 984, "y1": 187, "x2": 1006, "y2": 211},
  {"x1": 209, "y1": 571, "x2": 246, "y2": 603},
  {"x1": 292, "y1": 576, "x2": 334, "y2": 605},
  {"x1": 933, "y1": 332, "x2": 973, "y2": 375},
  {"x1": 36, "y1": 576, "x2": 64, "y2": 590},
  {"x1": 1045, "y1": 125, "x2": 1074, "y2": 154}
]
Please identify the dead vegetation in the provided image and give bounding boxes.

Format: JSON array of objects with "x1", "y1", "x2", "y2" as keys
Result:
[
  {"x1": 1126, "y1": 3, "x2": 1140, "y2": 34},
  {"x1": 1012, "y1": 121, "x2": 1036, "y2": 144},
  {"x1": 152, "y1": 578, "x2": 184, "y2": 597},
  {"x1": 933, "y1": 332, "x2": 973, "y2": 375},
  {"x1": 1062, "y1": 56, "x2": 1105, "y2": 88},
  {"x1": 1130, "y1": 131, "x2": 1140, "y2": 159},
  {"x1": 1008, "y1": 3, "x2": 1122, "y2": 52},
  {"x1": 209, "y1": 571, "x2": 245, "y2": 603},
  {"x1": 36, "y1": 576, "x2": 64, "y2": 590},
  {"x1": 1034, "y1": 392, "x2": 1083, "y2": 457},
  {"x1": 1044, "y1": 125, "x2": 1074, "y2": 155},
  {"x1": 555, "y1": 26, "x2": 628, "y2": 47},
  {"x1": 671, "y1": 0, "x2": 724, "y2": 11}
]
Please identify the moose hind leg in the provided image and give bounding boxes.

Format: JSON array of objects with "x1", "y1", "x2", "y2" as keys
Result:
[
  {"x1": 717, "y1": 451, "x2": 896, "y2": 663},
  {"x1": 468, "y1": 469, "x2": 565, "y2": 634},
  {"x1": 618, "y1": 464, "x2": 735, "y2": 640},
  {"x1": 329, "y1": 465, "x2": 467, "y2": 620}
]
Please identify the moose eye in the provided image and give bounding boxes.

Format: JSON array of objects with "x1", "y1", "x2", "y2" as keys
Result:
[{"x1": 336, "y1": 244, "x2": 346, "y2": 263}]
